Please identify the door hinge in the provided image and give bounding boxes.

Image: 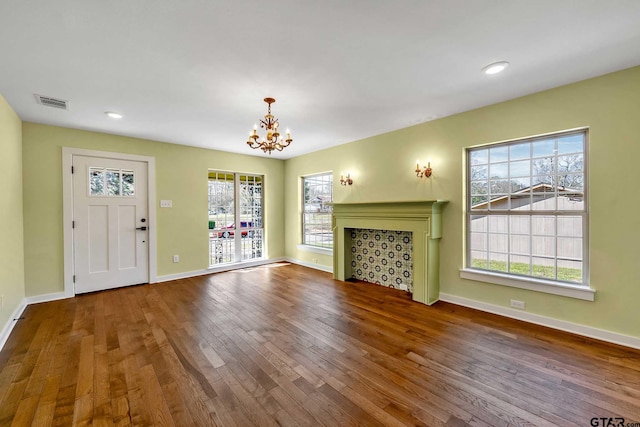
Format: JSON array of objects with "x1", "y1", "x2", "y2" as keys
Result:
[
  {"x1": 73, "y1": 275, "x2": 76, "y2": 283},
  {"x1": 72, "y1": 220, "x2": 75, "y2": 229},
  {"x1": 71, "y1": 165, "x2": 74, "y2": 174}
]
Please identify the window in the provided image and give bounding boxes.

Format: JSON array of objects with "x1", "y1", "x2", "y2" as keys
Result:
[
  {"x1": 89, "y1": 167, "x2": 134, "y2": 196},
  {"x1": 302, "y1": 172, "x2": 333, "y2": 249},
  {"x1": 208, "y1": 171, "x2": 263, "y2": 266},
  {"x1": 465, "y1": 129, "x2": 588, "y2": 288}
]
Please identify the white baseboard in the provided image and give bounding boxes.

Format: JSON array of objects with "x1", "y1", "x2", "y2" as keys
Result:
[
  {"x1": 285, "y1": 257, "x2": 334, "y2": 273},
  {"x1": 25, "y1": 292, "x2": 69, "y2": 305},
  {"x1": 439, "y1": 293, "x2": 640, "y2": 350},
  {"x1": 156, "y1": 268, "x2": 213, "y2": 283},
  {"x1": 0, "y1": 298, "x2": 27, "y2": 351},
  {"x1": 156, "y1": 257, "x2": 287, "y2": 283}
]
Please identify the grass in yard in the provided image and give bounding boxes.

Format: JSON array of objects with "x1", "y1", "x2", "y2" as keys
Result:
[{"x1": 471, "y1": 259, "x2": 582, "y2": 282}]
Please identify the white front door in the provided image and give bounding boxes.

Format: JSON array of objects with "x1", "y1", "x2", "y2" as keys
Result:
[{"x1": 73, "y1": 155, "x2": 149, "y2": 293}]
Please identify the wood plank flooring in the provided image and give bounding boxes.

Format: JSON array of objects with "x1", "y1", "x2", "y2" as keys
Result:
[{"x1": 1, "y1": 262, "x2": 639, "y2": 426}]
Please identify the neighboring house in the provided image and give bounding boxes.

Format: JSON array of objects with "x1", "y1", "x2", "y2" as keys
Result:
[
  {"x1": 470, "y1": 183, "x2": 584, "y2": 211},
  {"x1": 470, "y1": 184, "x2": 583, "y2": 270}
]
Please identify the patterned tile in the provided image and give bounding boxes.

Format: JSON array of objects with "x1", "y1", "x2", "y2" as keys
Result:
[{"x1": 350, "y1": 229, "x2": 413, "y2": 293}]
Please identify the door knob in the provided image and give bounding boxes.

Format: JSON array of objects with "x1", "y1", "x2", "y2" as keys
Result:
[{"x1": 136, "y1": 226, "x2": 147, "y2": 231}]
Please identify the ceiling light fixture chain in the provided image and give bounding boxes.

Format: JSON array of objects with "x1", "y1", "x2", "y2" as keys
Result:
[{"x1": 247, "y1": 97, "x2": 292, "y2": 154}]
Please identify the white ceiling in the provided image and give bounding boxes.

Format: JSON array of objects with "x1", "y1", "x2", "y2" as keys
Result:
[{"x1": 1, "y1": 1, "x2": 640, "y2": 159}]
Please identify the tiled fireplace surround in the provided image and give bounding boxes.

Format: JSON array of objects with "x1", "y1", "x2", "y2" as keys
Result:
[
  {"x1": 350, "y1": 229, "x2": 414, "y2": 292},
  {"x1": 332, "y1": 201, "x2": 447, "y2": 305}
]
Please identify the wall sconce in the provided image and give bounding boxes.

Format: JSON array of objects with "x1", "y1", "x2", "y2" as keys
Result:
[
  {"x1": 415, "y1": 160, "x2": 432, "y2": 178},
  {"x1": 340, "y1": 172, "x2": 353, "y2": 186}
]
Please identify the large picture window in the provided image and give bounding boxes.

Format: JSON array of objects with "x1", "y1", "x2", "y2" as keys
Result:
[
  {"x1": 466, "y1": 129, "x2": 588, "y2": 287},
  {"x1": 302, "y1": 172, "x2": 333, "y2": 249},
  {"x1": 208, "y1": 171, "x2": 263, "y2": 266}
]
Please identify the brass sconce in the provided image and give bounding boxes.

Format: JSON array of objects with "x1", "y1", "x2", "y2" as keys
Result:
[
  {"x1": 415, "y1": 160, "x2": 432, "y2": 178},
  {"x1": 340, "y1": 172, "x2": 353, "y2": 186}
]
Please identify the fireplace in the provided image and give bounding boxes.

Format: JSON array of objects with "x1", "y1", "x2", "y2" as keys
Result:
[{"x1": 332, "y1": 201, "x2": 447, "y2": 305}]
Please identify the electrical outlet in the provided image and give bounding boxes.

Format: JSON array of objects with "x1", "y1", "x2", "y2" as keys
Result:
[
  {"x1": 510, "y1": 299, "x2": 525, "y2": 309},
  {"x1": 173, "y1": 255, "x2": 180, "y2": 263},
  {"x1": 398, "y1": 283, "x2": 408, "y2": 291}
]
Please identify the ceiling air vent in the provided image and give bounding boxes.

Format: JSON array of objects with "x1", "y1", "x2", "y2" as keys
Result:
[{"x1": 34, "y1": 94, "x2": 69, "y2": 110}]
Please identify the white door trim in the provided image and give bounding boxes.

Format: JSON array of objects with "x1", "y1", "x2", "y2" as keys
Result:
[{"x1": 62, "y1": 147, "x2": 157, "y2": 296}]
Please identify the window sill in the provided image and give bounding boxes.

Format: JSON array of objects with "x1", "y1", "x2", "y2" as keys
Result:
[
  {"x1": 459, "y1": 268, "x2": 595, "y2": 301},
  {"x1": 297, "y1": 244, "x2": 333, "y2": 256}
]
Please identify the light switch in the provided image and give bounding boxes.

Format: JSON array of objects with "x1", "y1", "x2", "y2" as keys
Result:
[{"x1": 160, "y1": 200, "x2": 172, "y2": 208}]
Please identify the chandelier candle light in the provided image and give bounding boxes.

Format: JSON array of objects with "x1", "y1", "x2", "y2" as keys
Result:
[{"x1": 246, "y1": 97, "x2": 293, "y2": 154}]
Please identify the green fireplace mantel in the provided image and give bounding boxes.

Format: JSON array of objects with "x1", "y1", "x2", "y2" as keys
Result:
[{"x1": 332, "y1": 200, "x2": 448, "y2": 305}]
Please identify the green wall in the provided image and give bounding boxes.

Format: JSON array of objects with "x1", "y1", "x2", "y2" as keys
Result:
[
  {"x1": 22, "y1": 124, "x2": 285, "y2": 297},
  {"x1": 0, "y1": 94, "x2": 25, "y2": 330},
  {"x1": 284, "y1": 66, "x2": 640, "y2": 338}
]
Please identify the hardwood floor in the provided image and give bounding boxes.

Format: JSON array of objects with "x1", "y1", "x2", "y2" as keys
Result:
[{"x1": 1, "y1": 263, "x2": 639, "y2": 426}]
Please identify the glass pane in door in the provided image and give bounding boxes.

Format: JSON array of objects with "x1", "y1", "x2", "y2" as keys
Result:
[{"x1": 209, "y1": 172, "x2": 236, "y2": 265}]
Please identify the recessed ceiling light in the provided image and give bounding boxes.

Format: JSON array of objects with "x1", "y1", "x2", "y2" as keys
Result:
[
  {"x1": 482, "y1": 61, "x2": 510, "y2": 75},
  {"x1": 105, "y1": 111, "x2": 123, "y2": 119}
]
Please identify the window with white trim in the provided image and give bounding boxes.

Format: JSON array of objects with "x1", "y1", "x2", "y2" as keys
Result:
[
  {"x1": 302, "y1": 172, "x2": 333, "y2": 249},
  {"x1": 466, "y1": 129, "x2": 588, "y2": 286}
]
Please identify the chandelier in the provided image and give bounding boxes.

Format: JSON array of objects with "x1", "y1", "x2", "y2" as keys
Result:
[{"x1": 246, "y1": 97, "x2": 292, "y2": 154}]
